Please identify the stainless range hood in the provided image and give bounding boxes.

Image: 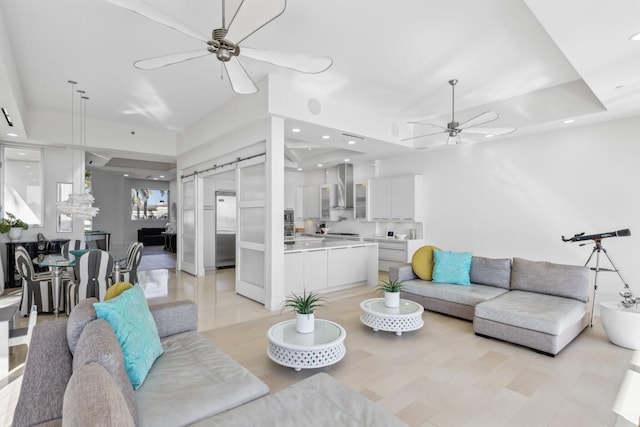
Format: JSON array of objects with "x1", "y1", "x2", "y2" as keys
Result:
[{"x1": 336, "y1": 163, "x2": 353, "y2": 209}]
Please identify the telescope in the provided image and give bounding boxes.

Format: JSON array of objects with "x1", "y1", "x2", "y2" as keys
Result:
[{"x1": 561, "y1": 228, "x2": 631, "y2": 243}]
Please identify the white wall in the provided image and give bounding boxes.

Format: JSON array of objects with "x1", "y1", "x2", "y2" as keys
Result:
[
  {"x1": 1, "y1": 144, "x2": 85, "y2": 282},
  {"x1": 377, "y1": 115, "x2": 640, "y2": 307}
]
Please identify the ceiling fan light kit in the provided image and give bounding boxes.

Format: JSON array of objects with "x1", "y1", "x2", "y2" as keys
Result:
[
  {"x1": 107, "y1": 0, "x2": 333, "y2": 94},
  {"x1": 404, "y1": 79, "x2": 516, "y2": 146}
]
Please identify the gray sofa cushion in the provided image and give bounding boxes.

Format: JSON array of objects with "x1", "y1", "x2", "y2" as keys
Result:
[
  {"x1": 72, "y1": 319, "x2": 137, "y2": 423},
  {"x1": 135, "y1": 330, "x2": 269, "y2": 427},
  {"x1": 474, "y1": 290, "x2": 588, "y2": 335},
  {"x1": 190, "y1": 373, "x2": 408, "y2": 427},
  {"x1": 470, "y1": 256, "x2": 511, "y2": 289},
  {"x1": 66, "y1": 297, "x2": 98, "y2": 354},
  {"x1": 402, "y1": 279, "x2": 509, "y2": 308},
  {"x1": 62, "y1": 362, "x2": 135, "y2": 427},
  {"x1": 511, "y1": 258, "x2": 590, "y2": 302}
]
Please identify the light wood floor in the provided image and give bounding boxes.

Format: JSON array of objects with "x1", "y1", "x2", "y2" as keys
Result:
[{"x1": 2, "y1": 264, "x2": 639, "y2": 426}]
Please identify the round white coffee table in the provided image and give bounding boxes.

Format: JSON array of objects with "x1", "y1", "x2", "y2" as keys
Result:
[
  {"x1": 267, "y1": 319, "x2": 346, "y2": 371},
  {"x1": 360, "y1": 298, "x2": 424, "y2": 336}
]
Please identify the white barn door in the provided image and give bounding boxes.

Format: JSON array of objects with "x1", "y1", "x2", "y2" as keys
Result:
[
  {"x1": 180, "y1": 175, "x2": 199, "y2": 275},
  {"x1": 235, "y1": 157, "x2": 266, "y2": 303}
]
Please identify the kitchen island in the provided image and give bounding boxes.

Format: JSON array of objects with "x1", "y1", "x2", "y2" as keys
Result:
[{"x1": 284, "y1": 240, "x2": 378, "y2": 294}]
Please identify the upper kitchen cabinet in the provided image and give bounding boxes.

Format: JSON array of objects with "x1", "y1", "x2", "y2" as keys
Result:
[
  {"x1": 368, "y1": 175, "x2": 423, "y2": 221},
  {"x1": 303, "y1": 185, "x2": 321, "y2": 219}
]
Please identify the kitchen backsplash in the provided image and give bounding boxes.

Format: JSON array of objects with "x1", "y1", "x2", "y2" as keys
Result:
[{"x1": 301, "y1": 218, "x2": 422, "y2": 239}]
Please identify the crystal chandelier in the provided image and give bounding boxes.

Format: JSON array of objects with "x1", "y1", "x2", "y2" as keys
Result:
[{"x1": 56, "y1": 81, "x2": 99, "y2": 219}]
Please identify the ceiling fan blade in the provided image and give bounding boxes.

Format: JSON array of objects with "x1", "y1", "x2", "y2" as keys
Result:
[
  {"x1": 240, "y1": 47, "x2": 332, "y2": 73},
  {"x1": 401, "y1": 129, "x2": 447, "y2": 142},
  {"x1": 105, "y1": 0, "x2": 210, "y2": 43},
  {"x1": 463, "y1": 127, "x2": 516, "y2": 136},
  {"x1": 457, "y1": 111, "x2": 498, "y2": 130},
  {"x1": 134, "y1": 50, "x2": 211, "y2": 70},
  {"x1": 225, "y1": 0, "x2": 286, "y2": 45},
  {"x1": 407, "y1": 121, "x2": 449, "y2": 131},
  {"x1": 224, "y1": 57, "x2": 258, "y2": 94}
]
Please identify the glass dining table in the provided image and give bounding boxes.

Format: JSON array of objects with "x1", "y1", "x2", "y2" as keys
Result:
[{"x1": 34, "y1": 255, "x2": 75, "y2": 318}]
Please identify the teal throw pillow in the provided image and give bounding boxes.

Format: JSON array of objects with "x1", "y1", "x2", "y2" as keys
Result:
[
  {"x1": 93, "y1": 285, "x2": 163, "y2": 389},
  {"x1": 432, "y1": 250, "x2": 473, "y2": 286}
]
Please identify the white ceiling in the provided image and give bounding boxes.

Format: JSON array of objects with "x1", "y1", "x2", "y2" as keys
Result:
[{"x1": 1, "y1": 0, "x2": 639, "y2": 177}]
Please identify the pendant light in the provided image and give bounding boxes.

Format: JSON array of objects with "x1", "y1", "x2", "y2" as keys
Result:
[{"x1": 56, "y1": 81, "x2": 100, "y2": 219}]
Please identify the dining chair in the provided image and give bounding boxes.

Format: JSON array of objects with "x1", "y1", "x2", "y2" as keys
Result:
[
  {"x1": 60, "y1": 239, "x2": 87, "y2": 280},
  {"x1": 15, "y1": 246, "x2": 56, "y2": 316},
  {"x1": 118, "y1": 241, "x2": 144, "y2": 284},
  {"x1": 65, "y1": 249, "x2": 114, "y2": 315}
]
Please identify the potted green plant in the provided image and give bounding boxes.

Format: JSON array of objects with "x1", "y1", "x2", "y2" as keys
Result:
[
  {"x1": 281, "y1": 290, "x2": 326, "y2": 333},
  {"x1": 377, "y1": 279, "x2": 404, "y2": 308},
  {"x1": 0, "y1": 212, "x2": 29, "y2": 241}
]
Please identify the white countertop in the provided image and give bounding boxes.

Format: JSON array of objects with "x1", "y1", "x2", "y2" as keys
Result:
[{"x1": 284, "y1": 239, "x2": 377, "y2": 252}]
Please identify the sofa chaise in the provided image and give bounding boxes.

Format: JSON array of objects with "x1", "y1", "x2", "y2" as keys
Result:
[
  {"x1": 390, "y1": 255, "x2": 591, "y2": 355},
  {"x1": 13, "y1": 298, "x2": 407, "y2": 427}
]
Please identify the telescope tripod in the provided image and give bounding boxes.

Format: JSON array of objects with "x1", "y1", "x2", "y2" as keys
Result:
[{"x1": 583, "y1": 239, "x2": 634, "y2": 327}]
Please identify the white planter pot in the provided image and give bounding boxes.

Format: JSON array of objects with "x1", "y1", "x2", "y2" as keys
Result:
[
  {"x1": 384, "y1": 291, "x2": 400, "y2": 308},
  {"x1": 296, "y1": 312, "x2": 315, "y2": 334},
  {"x1": 8, "y1": 227, "x2": 23, "y2": 241}
]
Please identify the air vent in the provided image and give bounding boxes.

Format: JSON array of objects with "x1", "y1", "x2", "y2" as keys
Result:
[{"x1": 341, "y1": 132, "x2": 364, "y2": 140}]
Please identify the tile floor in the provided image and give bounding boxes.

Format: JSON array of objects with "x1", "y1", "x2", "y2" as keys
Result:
[{"x1": 1, "y1": 261, "x2": 639, "y2": 426}]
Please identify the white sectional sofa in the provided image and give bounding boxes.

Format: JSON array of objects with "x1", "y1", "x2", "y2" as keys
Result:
[
  {"x1": 390, "y1": 256, "x2": 591, "y2": 356},
  {"x1": 13, "y1": 299, "x2": 408, "y2": 426}
]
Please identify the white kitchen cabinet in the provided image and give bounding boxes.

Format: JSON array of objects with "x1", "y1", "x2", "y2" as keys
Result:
[
  {"x1": 327, "y1": 245, "x2": 372, "y2": 287},
  {"x1": 368, "y1": 178, "x2": 391, "y2": 220},
  {"x1": 367, "y1": 175, "x2": 423, "y2": 221},
  {"x1": 284, "y1": 242, "x2": 378, "y2": 293},
  {"x1": 364, "y1": 238, "x2": 424, "y2": 272},
  {"x1": 303, "y1": 249, "x2": 328, "y2": 291},
  {"x1": 303, "y1": 186, "x2": 321, "y2": 219},
  {"x1": 284, "y1": 249, "x2": 328, "y2": 292},
  {"x1": 284, "y1": 252, "x2": 304, "y2": 294}
]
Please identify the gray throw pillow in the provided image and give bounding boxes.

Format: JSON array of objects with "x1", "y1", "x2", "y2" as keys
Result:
[
  {"x1": 73, "y1": 319, "x2": 137, "y2": 423},
  {"x1": 63, "y1": 362, "x2": 135, "y2": 427},
  {"x1": 511, "y1": 257, "x2": 590, "y2": 302},
  {"x1": 470, "y1": 256, "x2": 512, "y2": 289},
  {"x1": 66, "y1": 297, "x2": 98, "y2": 354}
]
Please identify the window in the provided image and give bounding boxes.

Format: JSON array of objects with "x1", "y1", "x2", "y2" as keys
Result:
[
  {"x1": 2, "y1": 146, "x2": 43, "y2": 226},
  {"x1": 131, "y1": 188, "x2": 169, "y2": 220}
]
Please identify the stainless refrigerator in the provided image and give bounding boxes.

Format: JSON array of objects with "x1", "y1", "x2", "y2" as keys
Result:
[{"x1": 215, "y1": 191, "x2": 236, "y2": 268}]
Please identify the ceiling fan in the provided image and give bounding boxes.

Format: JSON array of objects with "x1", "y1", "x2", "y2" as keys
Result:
[
  {"x1": 403, "y1": 79, "x2": 516, "y2": 146},
  {"x1": 105, "y1": 0, "x2": 333, "y2": 94}
]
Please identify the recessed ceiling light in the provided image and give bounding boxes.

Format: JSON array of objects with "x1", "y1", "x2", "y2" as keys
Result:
[
  {"x1": 159, "y1": 175, "x2": 165, "y2": 178},
  {"x1": 292, "y1": 128, "x2": 301, "y2": 133},
  {"x1": 153, "y1": 177, "x2": 158, "y2": 180},
  {"x1": 563, "y1": 119, "x2": 575, "y2": 124},
  {"x1": 485, "y1": 134, "x2": 494, "y2": 138},
  {"x1": 344, "y1": 158, "x2": 350, "y2": 162},
  {"x1": 348, "y1": 140, "x2": 356, "y2": 145},
  {"x1": 630, "y1": 32, "x2": 640, "y2": 41},
  {"x1": 322, "y1": 135, "x2": 330, "y2": 139},
  {"x1": 24, "y1": 165, "x2": 31, "y2": 169},
  {"x1": 6, "y1": 133, "x2": 18, "y2": 137},
  {"x1": 17, "y1": 151, "x2": 26, "y2": 155},
  {"x1": 317, "y1": 164, "x2": 323, "y2": 167},
  {"x1": 123, "y1": 174, "x2": 129, "y2": 177},
  {"x1": 307, "y1": 148, "x2": 312, "y2": 151},
  {"x1": 297, "y1": 168, "x2": 303, "y2": 171}
]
